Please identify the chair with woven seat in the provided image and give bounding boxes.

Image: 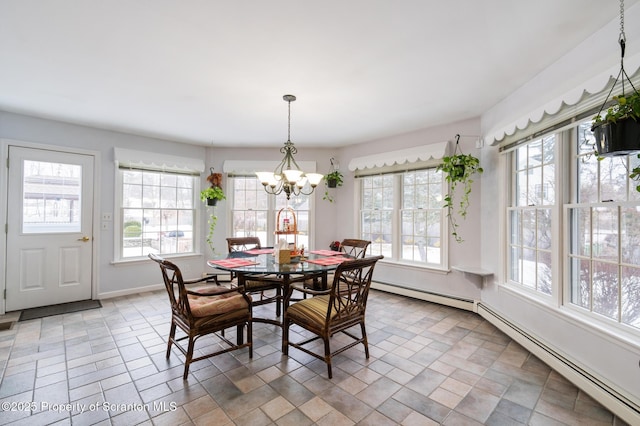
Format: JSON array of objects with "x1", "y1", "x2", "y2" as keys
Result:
[
  {"x1": 282, "y1": 255, "x2": 383, "y2": 379},
  {"x1": 226, "y1": 237, "x2": 284, "y2": 318},
  {"x1": 149, "y1": 253, "x2": 252, "y2": 380}
]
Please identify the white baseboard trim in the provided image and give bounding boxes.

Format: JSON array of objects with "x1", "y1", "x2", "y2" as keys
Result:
[
  {"x1": 371, "y1": 281, "x2": 477, "y2": 312},
  {"x1": 477, "y1": 302, "x2": 640, "y2": 425},
  {"x1": 97, "y1": 283, "x2": 164, "y2": 300}
]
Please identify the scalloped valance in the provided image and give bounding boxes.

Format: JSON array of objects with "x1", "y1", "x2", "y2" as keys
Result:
[
  {"x1": 348, "y1": 142, "x2": 447, "y2": 174},
  {"x1": 114, "y1": 147, "x2": 205, "y2": 173},
  {"x1": 486, "y1": 53, "x2": 640, "y2": 146}
]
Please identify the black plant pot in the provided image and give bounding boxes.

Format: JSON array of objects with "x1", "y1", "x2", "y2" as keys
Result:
[
  {"x1": 327, "y1": 178, "x2": 338, "y2": 188},
  {"x1": 451, "y1": 165, "x2": 465, "y2": 180},
  {"x1": 592, "y1": 119, "x2": 640, "y2": 157},
  {"x1": 206, "y1": 198, "x2": 218, "y2": 206}
]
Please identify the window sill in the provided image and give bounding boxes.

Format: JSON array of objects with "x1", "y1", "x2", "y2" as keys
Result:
[
  {"x1": 111, "y1": 252, "x2": 203, "y2": 265},
  {"x1": 379, "y1": 259, "x2": 449, "y2": 275}
]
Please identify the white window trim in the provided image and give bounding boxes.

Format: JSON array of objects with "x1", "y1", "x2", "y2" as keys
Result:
[
  {"x1": 357, "y1": 171, "x2": 449, "y2": 271},
  {"x1": 112, "y1": 148, "x2": 203, "y2": 263}
]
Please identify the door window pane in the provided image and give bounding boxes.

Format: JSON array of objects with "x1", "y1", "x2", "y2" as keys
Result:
[{"x1": 22, "y1": 160, "x2": 82, "y2": 233}]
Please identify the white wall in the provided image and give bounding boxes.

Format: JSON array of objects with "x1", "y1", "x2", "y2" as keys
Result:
[{"x1": 479, "y1": 4, "x2": 640, "y2": 417}]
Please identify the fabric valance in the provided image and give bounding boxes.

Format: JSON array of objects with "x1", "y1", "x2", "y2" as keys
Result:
[
  {"x1": 486, "y1": 53, "x2": 640, "y2": 146},
  {"x1": 348, "y1": 142, "x2": 448, "y2": 174},
  {"x1": 114, "y1": 147, "x2": 205, "y2": 173}
]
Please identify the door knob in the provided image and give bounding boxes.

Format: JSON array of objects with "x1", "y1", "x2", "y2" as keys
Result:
[{"x1": 78, "y1": 236, "x2": 90, "y2": 242}]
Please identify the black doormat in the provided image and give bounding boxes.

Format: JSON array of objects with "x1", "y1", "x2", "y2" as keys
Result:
[{"x1": 19, "y1": 300, "x2": 102, "y2": 321}]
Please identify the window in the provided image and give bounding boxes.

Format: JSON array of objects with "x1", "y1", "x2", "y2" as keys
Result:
[
  {"x1": 118, "y1": 168, "x2": 197, "y2": 259},
  {"x1": 504, "y1": 121, "x2": 640, "y2": 333},
  {"x1": 23, "y1": 160, "x2": 82, "y2": 233},
  {"x1": 567, "y1": 122, "x2": 640, "y2": 328},
  {"x1": 507, "y1": 136, "x2": 556, "y2": 296},
  {"x1": 229, "y1": 176, "x2": 312, "y2": 249},
  {"x1": 361, "y1": 175, "x2": 394, "y2": 258},
  {"x1": 359, "y1": 169, "x2": 446, "y2": 268}
]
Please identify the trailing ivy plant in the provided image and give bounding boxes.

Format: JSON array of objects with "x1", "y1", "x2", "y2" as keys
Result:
[
  {"x1": 436, "y1": 137, "x2": 483, "y2": 243},
  {"x1": 323, "y1": 170, "x2": 343, "y2": 202},
  {"x1": 200, "y1": 186, "x2": 226, "y2": 254},
  {"x1": 630, "y1": 153, "x2": 640, "y2": 192}
]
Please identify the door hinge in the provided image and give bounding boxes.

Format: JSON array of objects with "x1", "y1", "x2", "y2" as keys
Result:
[{"x1": 3, "y1": 289, "x2": 5, "y2": 300}]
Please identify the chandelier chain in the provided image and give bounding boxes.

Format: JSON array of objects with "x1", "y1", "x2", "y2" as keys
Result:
[
  {"x1": 619, "y1": 0, "x2": 626, "y2": 43},
  {"x1": 287, "y1": 97, "x2": 291, "y2": 142}
]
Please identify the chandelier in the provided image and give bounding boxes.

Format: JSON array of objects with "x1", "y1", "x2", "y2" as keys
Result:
[{"x1": 256, "y1": 94, "x2": 323, "y2": 199}]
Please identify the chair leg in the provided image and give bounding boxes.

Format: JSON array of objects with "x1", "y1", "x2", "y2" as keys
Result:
[
  {"x1": 282, "y1": 317, "x2": 289, "y2": 355},
  {"x1": 166, "y1": 322, "x2": 177, "y2": 359},
  {"x1": 183, "y1": 334, "x2": 195, "y2": 380},
  {"x1": 323, "y1": 336, "x2": 332, "y2": 379},
  {"x1": 360, "y1": 322, "x2": 370, "y2": 359},
  {"x1": 247, "y1": 321, "x2": 253, "y2": 358}
]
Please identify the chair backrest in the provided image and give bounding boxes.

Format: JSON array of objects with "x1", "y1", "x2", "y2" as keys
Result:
[
  {"x1": 227, "y1": 237, "x2": 261, "y2": 253},
  {"x1": 327, "y1": 255, "x2": 383, "y2": 324},
  {"x1": 149, "y1": 253, "x2": 192, "y2": 319},
  {"x1": 340, "y1": 239, "x2": 371, "y2": 258}
]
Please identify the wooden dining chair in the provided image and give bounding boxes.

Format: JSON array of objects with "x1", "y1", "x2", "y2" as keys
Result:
[
  {"x1": 304, "y1": 239, "x2": 372, "y2": 292},
  {"x1": 226, "y1": 236, "x2": 262, "y2": 253},
  {"x1": 149, "y1": 253, "x2": 252, "y2": 380},
  {"x1": 338, "y1": 239, "x2": 372, "y2": 258},
  {"x1": 226, "y1": 237, "x2": 284, "y2": 318},
  {"x1": 282, "y1": 255, "x2": 383, "y2": 379}
]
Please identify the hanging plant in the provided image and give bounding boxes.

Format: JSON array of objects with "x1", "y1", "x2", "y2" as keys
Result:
[
  {"x1": 200, "y1": 174, "x2": 226, "y2": 253},
  {"x1": 592, "y1": 91, "x2": 640, "y2": 157},
  {"x1": 323, "y1": 158, "x2": 343, "y2": 202},
  {"x1": 200, "y1": 186, "x2": 226, "y2": 206},
  {"x1": 591, "y1": 7, "x2": 640, "y2": 158},
  {"x1": 436, "y1": 135, "x2": 483, "y2": 243}
]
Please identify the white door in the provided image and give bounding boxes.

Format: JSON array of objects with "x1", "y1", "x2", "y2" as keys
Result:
[{"x1": 6, "y1": 146, "x2": 94, "y2": 311}]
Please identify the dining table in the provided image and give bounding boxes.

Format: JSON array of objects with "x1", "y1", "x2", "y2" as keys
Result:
[{"x1": 207, "y1": 248, "x2": 350, "y2": 329}]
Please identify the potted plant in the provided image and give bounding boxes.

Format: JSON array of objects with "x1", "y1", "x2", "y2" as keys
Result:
[
  {"x1": 436, "y1": 150, "x2": 483, "y2": 243},
  {"x1": 200, "y1": 185, "x2": 226, "y2": 206},
  {"x1": 591, "y1": 91, "x2": 640, "y2": 157},
  {"x1": 200, "y1": 186, "x2": 225, "y2": 254},
  {"x1": 323, "y1": 170, "x2": 343, "y2": 202}
]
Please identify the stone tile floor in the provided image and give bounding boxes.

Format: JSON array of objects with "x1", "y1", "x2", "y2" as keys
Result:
[{"x1": 0, "y1": 288, "x2": 631, "y2": 425}]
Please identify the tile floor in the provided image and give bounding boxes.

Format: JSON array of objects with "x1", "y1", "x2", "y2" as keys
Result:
[{"x1": 0, "y1": 287, "x2": 631, "y2": 425}]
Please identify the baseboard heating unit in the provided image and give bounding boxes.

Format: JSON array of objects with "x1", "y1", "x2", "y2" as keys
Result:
[
  {"x1": 371, "y1": 281, "x2": 476, "y2": 312},
  {"x1": 477, "y1": 303, "x2": 639, "y2": 425}
]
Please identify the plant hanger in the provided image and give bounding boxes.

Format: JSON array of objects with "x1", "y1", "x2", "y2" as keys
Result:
[
  {"x1": 591, "y1": 0, "x2": 640, "y2": 157},
  {"x1": 595, "y1": 0, "x2": 639, "y2": 118}
]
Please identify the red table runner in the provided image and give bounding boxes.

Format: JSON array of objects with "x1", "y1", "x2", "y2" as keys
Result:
[
  {"x1": 309, "y1": 249, "x2": 343, "y2": 256},
  {"x1": 305, "y1": 256, "x2": 349, "y2": 266},
  {"x1": 209, "y1": 258, "x2": 259, "y2": 268},
  {"x1": 244, "y1": 248, "x2": 274, "y2": 255}
]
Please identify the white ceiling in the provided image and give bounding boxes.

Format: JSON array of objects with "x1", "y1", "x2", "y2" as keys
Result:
[{"x1": 0, "y1": 1, "x2": 636, "y2": 148}]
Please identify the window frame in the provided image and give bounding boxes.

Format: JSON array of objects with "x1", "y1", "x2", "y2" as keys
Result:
[
  {"x1": 502, "y1": 119, "x2": 640, "y2": 337},
  {"x1": 114, "y1": 166, "x2": 200, "y2": 262},
  {"x1": 357, "y1": 168, "x2": 448, "y2": 271},
  {"x1": 227, "y1": 175, "x2": 316, "y2": 249},
  {"x1": 505, "y1": 133, "x2": 562, "y2": 302}
]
